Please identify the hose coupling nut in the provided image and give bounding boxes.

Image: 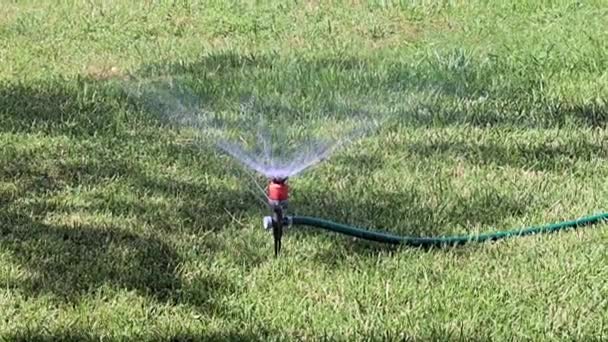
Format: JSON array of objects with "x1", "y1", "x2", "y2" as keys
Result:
[{"x1": 263, "y1": 216, "x2": 292, "y2": 230}]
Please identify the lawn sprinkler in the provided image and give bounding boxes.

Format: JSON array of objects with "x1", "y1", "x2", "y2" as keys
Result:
[
  {"x1": 260, "y1": 177, "x2": 608, "y2": 255},
  {"x1": 263, "y1": 177, "x2": 292, "y2": 256}
]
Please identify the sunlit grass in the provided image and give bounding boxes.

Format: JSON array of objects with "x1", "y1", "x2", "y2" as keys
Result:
[{"x1": 1, "y1": 1, "x2": 607, "y2": 340}]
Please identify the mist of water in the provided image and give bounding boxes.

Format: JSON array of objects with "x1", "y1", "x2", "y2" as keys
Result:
[{"x1": 124, "y1": 77, "x2": 383, "y2": 181}]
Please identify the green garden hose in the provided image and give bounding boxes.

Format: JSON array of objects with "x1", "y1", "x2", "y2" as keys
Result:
[{"x1": 290, "y1": 212, "x2": 608, "y2": 247}]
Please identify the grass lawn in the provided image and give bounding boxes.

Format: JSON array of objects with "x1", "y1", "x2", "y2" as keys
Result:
[{"x1": 1, "y1": 1, "x2": 608, "y2": 340}]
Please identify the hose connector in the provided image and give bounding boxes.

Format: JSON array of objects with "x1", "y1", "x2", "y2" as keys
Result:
[{"x1": 263, "y1": 216, "x2": 292, "y2": 230}]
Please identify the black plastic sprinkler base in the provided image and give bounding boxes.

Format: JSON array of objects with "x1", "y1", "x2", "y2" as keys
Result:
[{"x1": 288, "y1": 212, "x2": 608, "y2": 248}]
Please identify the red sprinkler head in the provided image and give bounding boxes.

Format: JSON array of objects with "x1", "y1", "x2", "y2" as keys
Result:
[{"x1": 268, "y1": 178, "x2": 289, "y2": 203}]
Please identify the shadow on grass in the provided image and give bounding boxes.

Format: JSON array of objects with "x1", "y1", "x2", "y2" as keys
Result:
[
  {"x1": 0, "y1": 211, "x2": 183, "y2": 303},
  {"x1": 1, "y1": 52, "x2": 607, "y2": 136},
  {"x1": 0, "y1": 151, "x2": 260, "y2": 311},
  {"x1": 1, "y1": 327, "x2": 516, "y2": 341},
  {"x1": 569, "y1": 101, "x2": 608, "y2": 128},
  {"x1": 406, "y1": 139, "x2": 607, "y2": 172},
  {"x1": 0, "y1": 79, "x2": 130, "y2": 136},
  {"x1": 135, "y1": 50, "x2": 608, "y2": 128},
  {"x1": 3, "y1": 329, "x2": 281, "y2": 342},
  {"x1": 7, "y1": 331, "x2": 606, "y2": 342},
  {"x1": 0, "y1": 137, "x2": 260, "y2": 314}
]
